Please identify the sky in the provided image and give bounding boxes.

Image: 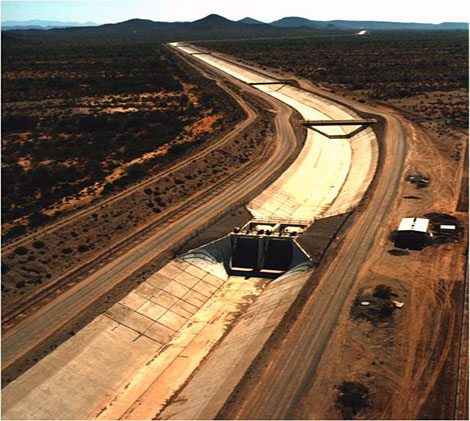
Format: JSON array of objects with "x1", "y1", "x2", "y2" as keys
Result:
[{"x1": 1, "y1": 0, "x2": 469, "y2": 24}]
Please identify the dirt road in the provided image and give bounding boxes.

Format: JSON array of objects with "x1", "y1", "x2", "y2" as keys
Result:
[
  {"x1": 1, "y1": 66, "x2": 252, "y2": 256},
  {"x1": 1, "y1": 55, "x2": 302, "y2": 379},
  {"x1": 211, "y1": 55, "x2": 466, "y2": 420},
  {"x1": 217, "y1": 103, "x2": 407, "y2": 419}
]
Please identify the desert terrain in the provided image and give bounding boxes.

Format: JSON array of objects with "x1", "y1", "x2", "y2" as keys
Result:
[
  {"x1": 194, "y1": 31, "x2": 468, "y2": 419},
  {"x1": 198, "y1": 30, "x2": 468, "y2": 162},
  {"x1": 1, "y1": 19, "x2": 468, "y2": 421},
  {"x1": 1, "y1": 38, "x2": 272, "y2": 314},
  {"x1": 1, "y1": 35, "x2": 290, "y2": 384}
]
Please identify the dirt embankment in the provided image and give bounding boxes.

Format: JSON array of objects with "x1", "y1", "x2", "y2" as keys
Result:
[
  {"x1": 202, "y1": 47, "x2": 467, "y2": 419},
  {"x1": 293, "y1": 116, "x2": 467, "y2": 420},
  {"x1": 2, "y1": 40, "x2": 247, "y2": 237},
  {"x1": 1, "y1": 86, "x2": 272, "y2": 310}
]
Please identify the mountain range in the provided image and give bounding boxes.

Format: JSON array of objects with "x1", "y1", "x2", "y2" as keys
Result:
[
  {"x1": 2, "y1": 19, "x2": 98, "y2": 30},
  {"x1": 1, "y1": 14, "x2": 345, "y2": 40},
  {"x1": 267, "y1": 16, "x2": 467, "y2": 30},
  {"x1": 2, "y1": 14, "x2": 467, "y2": 41}
]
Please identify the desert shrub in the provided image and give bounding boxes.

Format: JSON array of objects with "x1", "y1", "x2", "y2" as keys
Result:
[
  {"x1": 125, "y1": 163, "x2": 146, "y2": 180},
  {"x1": 14, "y1": 246, "x2": 29, "y2": 256},
  {"x1": 76, "y1": 114, "x2": 114, "y2": 132},
  {"x1": 102, "y1": 182, "x2": 115, "y2": 194},
  {"x1": 32, "y1": 241, "x2": 45, "y2": 249},
  {"x1": 29, "y1": 211, "x2": 51, "y2": 226},
  {"x1": 379, "y1": 301, "x2": 395, "y2": 317},
  {"x1": 167, "y1": 141, "x2": 192, "y2": 156},
  {"x1": 373, "y1": 284, "x2": 393, "y2": 299},
  {"x1": 2, "y1": 114, "x2": 38, "y2": 132},
  {"x1": 77, "y1": 245, "x2": 89, "y2": 253},
  {"x1": 336, "y1": 381, "x2": 370, "y2": 417},
  {"x1": 3, "y1": 224, "x2": 27, "y2": 240}
]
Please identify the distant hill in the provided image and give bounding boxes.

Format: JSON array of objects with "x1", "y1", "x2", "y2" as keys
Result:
[
  {"x1": 2, "y1": 19, "x2": 98, "y2": 30},
  {"x1": 270, "y1": 17, "x2": 468, "y2": 30},
  {"x1": 2, "y1": 14, "x2": 347, "y2": 41},
  {"x1": 4, "y1": 14, "x2": 464, "y2": 42},
  {"x1": 238, "y1": 17, "x2": 264, "y2": 25},
  {"x1": 271, "y1": 17, "x2": 323, "y2": 28},
  {"x1": 326, "y1": 20, "x2": 468, "y2": 30}
]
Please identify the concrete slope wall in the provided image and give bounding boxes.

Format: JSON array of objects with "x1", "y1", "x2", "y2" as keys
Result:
[
  {"x1": 2, "y1": 315, "x2": 160, "y2": 420},
  {"x1": 248, "y1": 130, "x2": 351, "y2": 220},
  {"x1": 176, "y1": 45, "x2": 378, "y2": 223},
  {"x1": 324, "y1": 126, "x2": 378, "y2": 216},
  {"x1": 180, "y1": 236, "x2": 232, "y2": 279},
  {"x1": 158, "y1": 263, "x2": 314, "y2": 420},
  {"x1": 270, "y1": 84, "x2": 379, "y2": 217},
  {"x1": 247, "y1": 83, "x2": 377, "y2": 220},
  {"x1": 1, "y1": 258, "x2": 230, "y2": 420}
]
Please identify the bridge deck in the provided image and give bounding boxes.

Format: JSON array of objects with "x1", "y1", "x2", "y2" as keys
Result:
[
  {"x1": 248, "y1": 80, "x2": 296, "y2": 85},
  {"x1": 301, "y1": 119, "x2": 377, "y2": 126}
]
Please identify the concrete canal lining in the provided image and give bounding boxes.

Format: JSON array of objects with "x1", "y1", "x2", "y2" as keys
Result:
[{"x1": 173, "y1": 43, "x2": 378, "y2": 223}]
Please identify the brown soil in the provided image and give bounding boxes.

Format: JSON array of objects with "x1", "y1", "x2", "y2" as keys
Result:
[
  {"x1": 35, "y1": 112, "x2": 226, "y2": 217},
  {"x1": 2, "y1": 40, "x2": 243, "y2": 235},
  {"x1": 204, "y1": 46, "x2": 467, "y2": 419},
  {"x1": 292, "y1": 118, "x2": 468, "y2": 420},
  {"x1": 1, "y1": 90, "x2": 272, "y2": 313}
]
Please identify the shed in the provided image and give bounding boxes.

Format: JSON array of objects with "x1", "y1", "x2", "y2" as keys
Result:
[{"x1": 395, "y1": 217, "x2": 429, "y2": 250}]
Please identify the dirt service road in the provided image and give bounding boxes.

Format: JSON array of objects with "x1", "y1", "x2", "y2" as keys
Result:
[
  {"x1": 217, "y1": 88, "x2": 408, "y2": 419},
  {"x1": 2, "y1": 54, "x2": 302, "y2": 378},
  {"x1": 210, "y1": 49, "x2": 465, "y2": 420}
]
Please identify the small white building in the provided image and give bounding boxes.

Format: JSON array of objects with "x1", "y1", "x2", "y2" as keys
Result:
[{"x1": 395, "y1": 217, "x2": 430, "y2": 250}]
